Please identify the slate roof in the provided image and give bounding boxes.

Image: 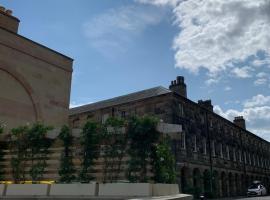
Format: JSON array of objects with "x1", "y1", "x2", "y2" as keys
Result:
[{"x1": 69, "y1": 86, "x2": 172, "y2": 115}]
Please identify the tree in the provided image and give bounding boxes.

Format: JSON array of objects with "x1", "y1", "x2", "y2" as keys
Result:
[
  {"x1": 9, "y1": 126, "x2": 29, "y2": 183},
  {"x1": 79, "y1": 120, "x2": 101, "y2": 182},
  {"x1": 0, "y1": 123, "x2": 5, "y2": 180},
  {"x1": 102, "y1": 117, "x2": 127, "y2": 182},
  {"x1": 127, "y1": 116, "x2": 160, "y2": 182},
  {"x1": 152, "y1": 136, "x2": 176, "y2": 183},
  {"x1": 27, "y1": 123, "x2": 52, "y2": 182},
  {"x1": 58, "y1": 125, "x2": 76, "y2": 183}
]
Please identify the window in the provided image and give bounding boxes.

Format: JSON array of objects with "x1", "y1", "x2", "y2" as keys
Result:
[
  {"x1": 226, "y1": 145, "x2": 230, "y2": 160},
  {"x1": 203, "y1": 138, "x2": 207, "y2": 155},
  {"x1": 239, "y1": 150, "x2": 242, "y2": 163},
  {"x1": 220, "y1": 143, "x2": 223, "y2": 159},
  {"x1": 178, "y1": 103, "x2": 184, "y2": 116},
  {"x1": 233, "y1": 148, "x2": 236, "y2": 162},
  {"x1": 72, "y1": 118, "x2": 80, "y2": 128},
  {"x1": 244, "y1": 152, "x2": 247, "y2": 164},
  {"x1": 181, "y1": 132, "x2": 186, "y2": 149},
  {"x1": 212, "y1": 141, "x2": 216, "y2": 157},
  {"x1": 121, "y1": 111, "x2": 126, "y2": 118},
  {"x1": 102, "y1": 113, "x2": 109, "y2": 124},
  {"x1": 193, "y1": 135, "x2": 197, "y2": 152}
]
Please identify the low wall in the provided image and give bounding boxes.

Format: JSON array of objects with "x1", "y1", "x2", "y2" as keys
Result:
[
  {"x1": 1, "y1": 183, "x2": 182, "y2": 198},
  {"x1": 152, "y1": 184, "x2": 179, "y2": 196},
  {"x1": 0, "y1": 184, "x2": 5, "y2": 196},
  {"x1": 6, "y1": 184, "x2": 48, "y2": 196},
  {"x1": 50, "y1": 183, "x2": 96, "y2": 196},
  {"x1": 99, "y1": 183, "x2": 152, "y2": 196}
]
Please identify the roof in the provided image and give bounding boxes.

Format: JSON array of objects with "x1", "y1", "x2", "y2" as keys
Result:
[{"x1": 69, "y1": 86, "x2": 172, "y2": 115}]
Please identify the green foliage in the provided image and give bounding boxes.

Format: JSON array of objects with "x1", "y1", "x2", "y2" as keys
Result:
[
  {"x1": 0, "y1": 123, "x2": 5, "y2": 180},
  {"x1": 0, "y1": 123, "x2": 3, "y2": 134},
  {"x1": 102, "y1": 117, "x2": 127, "y2": 183},
  {"x1": 58, "y1": 125, "x2": 76, "y2": 183},
  {"x1": 152, "y1": 136, "x2": 176, "y2": 183},
  {"x1": 9, "y1": 126, "x2": 29, "y2": 182},
  {"x1": 9, "y1": 123, "x2": 52, "y2": 182},
  {"x1": 27, "y1": 123, "x2": 53, "y2": 182},
  {"x1": 127, "y1": 116, "x2": 160, "y2": 182},
  {"x1": 79, "y1": 120, "x2": 101, "y2": 182}
]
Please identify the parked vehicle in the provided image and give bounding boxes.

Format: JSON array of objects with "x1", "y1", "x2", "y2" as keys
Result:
[{"x1": 247, "y1": 181, "x2": 267, "y2": 196}]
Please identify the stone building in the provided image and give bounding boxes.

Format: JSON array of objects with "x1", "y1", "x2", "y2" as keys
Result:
[
  {"x1": 0, "y1": 6, "x2": 73, "y2": 131},
  {"x1": 70, "y1": 76, "x2": 270, "y2": 197},
  {"x1": 1, "y1": 5, "x2": 269, "y2": 197}
]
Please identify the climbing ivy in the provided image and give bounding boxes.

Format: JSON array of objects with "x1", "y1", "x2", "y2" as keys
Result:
[
  {"x1": 0, "y1": 123, "x2": 5, "y2": 181},
  {"x1": 27, "y1": 123, "x2": 53, "y2": 182},
  {"x1": 9, "y1": 126, "x2": 29, "y2": 183},
  {"x1": 79, "y1": 120, "x2": 101, "y2": 182},
  {"x1": 58, "y1": 125, "x2": 76, "y2": 183},
  {"x1": 102, "y1": 117, "x2": 127, "y2": 183},
  {"x1": 152, "y1": 136, "x2": 176, "y2": 184},
  {"x1": 127, "y1": 116, "x2": 160, "y2": 182}
]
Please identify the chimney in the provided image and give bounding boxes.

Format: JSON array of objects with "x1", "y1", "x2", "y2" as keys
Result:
[
  {"x1": 198, "y1": 100, "x2": 213, "y2": 111},
  {"x1": 233, "y1": 116, "x2": 246, "y2": 129},
  {"x1": 169, "y1": 76, "x2": 187, "y2": 98},
  {"x1": 0, "y1": 5, "x2": 20, "y2": 33}
]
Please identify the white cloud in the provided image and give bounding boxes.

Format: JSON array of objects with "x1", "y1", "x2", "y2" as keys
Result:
[
  {"x1": 224, "y1": 86, "x2": 232, "y2": 91},
  {"x1": 83, "y1": 5, "x2": 164, "y2": 56},
  {"x1": 231, "y1": 66, "x2": 253, "y2": 78},
  {"x1": 135, "y1": 0, "x2": 181, "y2": 6},
  {"x1": 254, "y1": 78, "x2": 267, "y2": 86},
  {"x1": 205, "y1": 78, "x2": 220, "y2": 86},
  {"x1": 137, "y1": 0, "x2": 270, "y2": 77},
  {"x1": 243, "y1": 94, "x2": 270, "y2": 107},
  {"x1": 214, "y1": 94, "x2": 270, "y2": 141},
  {"x1": 256, "y1": 72, "x2": 268, "y2": 78},
  {"x1": 252, "y1": 57, "x2": 270, "y2": 68}
]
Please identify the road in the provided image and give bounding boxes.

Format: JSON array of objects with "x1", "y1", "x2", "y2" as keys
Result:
[
  {"x1": 236, "y1": 197, "x2": 270, "y2": 200},
  {"x1": 214, "y1": 196, "x2": 270, "y2": 200}
]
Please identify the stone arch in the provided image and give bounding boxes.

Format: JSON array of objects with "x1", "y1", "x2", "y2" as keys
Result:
[
  {"x1": 240, "y1": 174, "x2": 245, "y2": 195},
  {"x1": 212, "y1": 170, "x2": 220, "y2": 197},
  {"x1": 221, "y1": 171, "x2": 228, "y2": 197},
  {"x1": 235, "y1": 173, "x2": 240, "y2": 196},
  {"x1": 265, "y1": 177, "x2": 270, "y2": 191},
  {"x1": 246, "y1": 175, "x2": 251, "y2": 187},
  {"x1": 203, "y1": 170, "x2": 211, "y2": 197},
  {"x1": 192, "y1": 168, "x2": 202, "y2": 194},
  {"x1": 180, "y1": 166, "x2": 191, "y2": 193},
  {"x1": 228, "y1": 172, "x2": 235, "y2": 196},
  {"x1": 0, "y1": 66, "x2": 42, "y2": 123}
]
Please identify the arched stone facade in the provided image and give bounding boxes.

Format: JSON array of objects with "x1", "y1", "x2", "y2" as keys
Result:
[{"x1": 0, "y1": 67, "x2": 40, "y2": 128}]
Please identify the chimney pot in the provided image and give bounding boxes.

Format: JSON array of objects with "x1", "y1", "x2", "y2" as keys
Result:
[
  {"x1": 5, "y1": 9, "x2": 12, "y2": 15},
  {"x1": 198, "y1": 99, "x2": 213, "y2": 111},
  {"x1": 0, "y1": 6, "x2": 5, "y2": 12},
  {"x1": 0, "y1": 6, "x2": 19, "y2": 33},
  {"x1": 233, "y1": 116, "x2": 246, "y2": 129},
  {"x1": 169, "y1": 76, "x2": 187, "y2": 98}
]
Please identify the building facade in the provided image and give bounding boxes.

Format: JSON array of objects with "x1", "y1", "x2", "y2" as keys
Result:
[
  {"x1": 1, "y1": 5, "x2": 269, "y2": 197},
  {"x1": 0, "y1": 6, "x2": 73, "y2": 131},
  {"x1": 70, "y1": 76, "x2": 270, "y2": 197}
]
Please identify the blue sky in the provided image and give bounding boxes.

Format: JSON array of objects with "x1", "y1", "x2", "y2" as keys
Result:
[{"x1": 1, "y1": 0, "x2": 270, "y2": 140}]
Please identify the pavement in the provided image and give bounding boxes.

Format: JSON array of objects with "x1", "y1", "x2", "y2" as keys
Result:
[{"x1": 0, "y1": 194, "x2": 193, "y2": 200}]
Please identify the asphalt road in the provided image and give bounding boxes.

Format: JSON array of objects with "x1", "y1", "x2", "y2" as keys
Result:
[
  {"x1": 214, "y1": 196, "x2": 270, "y2": 200},
  {"x1": 236, "y1": 197, "x2": 270, "y2": 200}
]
